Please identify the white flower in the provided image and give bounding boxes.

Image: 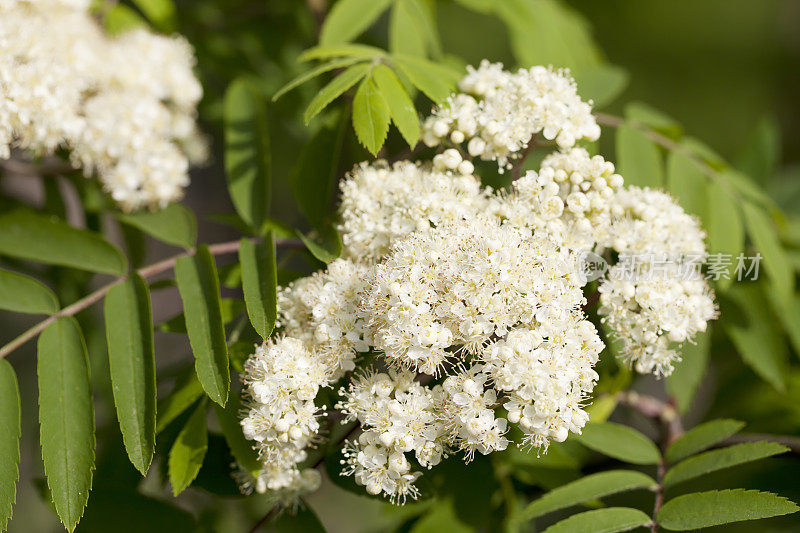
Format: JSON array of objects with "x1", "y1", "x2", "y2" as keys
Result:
[
  {"x1": 422, "y1": 61, "x2": 600, "y2": 169},
  {"x1": 0, "y1": 0, "x2": 204, "y2": 210},
  {"x1": 598, "y1": 186, "x2": 717, "y2": 376},
  {"x1": 239, "y1": 61, "x2": 719, "y2": 506},
  {"x1": 337, "y1": 160, "x2": 490, "y2": 261},
  {"x1": 240, "y1": 337, "x2": 332, "y2": 505}
]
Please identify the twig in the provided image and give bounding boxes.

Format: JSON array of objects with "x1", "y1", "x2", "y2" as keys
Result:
[
  {"x1": 651, "y1": 459, "x2": 666, "y2": 533},
  {"x1": 593, "y1": 112, "x2": 719, "y2": 184},
  {"x1": 616, "y1": 391, "x2": 683, "y2": 532},
  {"x1": 0, "y1": 156, "x2": 74, "y2": 177},
  {"x1": 616, "y1": 391, "x2": 683, "y2": 444},
  {"x1": 0, "y1": 237, "x2": 303, "y2": 360},
  {"x1": 511, "y1": 133, "x2": 538, "y2": 181}
]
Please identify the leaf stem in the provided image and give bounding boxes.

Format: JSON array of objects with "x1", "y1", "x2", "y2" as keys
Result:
[{"x1": 0, "y1": 237, "x2": 303, "y2": 359}]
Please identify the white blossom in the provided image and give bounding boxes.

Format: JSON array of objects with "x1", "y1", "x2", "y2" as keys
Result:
[
  {"x1": 422, "y1": 61, "x2": 600, "y2": 169},
  {"x1": 598, "y1": 187, "x2": 717, "y2": 375},
  {"x1": 240, "y1": 61, "x2": 718, "y2": 506},
  {"x1": 338, "y1": 160, "x2": 490, "y2": 261},
  {"x1": 0, "y1": 0, "x2": 204, "y2": 210},
  {"x1": 240, "y1": 338, "x2": 330, "y2": 505}
]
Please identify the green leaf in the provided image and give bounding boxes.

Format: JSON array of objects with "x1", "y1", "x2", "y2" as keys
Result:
[
  {"x1": 224, "y1": 77, "x2": 271, "y2": 231},
  {"x1": 0, "y1": 360, "x2": 20, "y2": 532},
  {"x1": 319, "y1": 0, "x2": 393, "y2": 45},
  {"x1": 0, "y1": 209, "x2": 127, "y2": 275},
  {"x1": 657, "y1": 489, "x2": 798, "y2": 531},
  {"x1": 494, "y1": 0, "x2": 600, "y2": 74},
  {"x1": 769, "y1": 290, "x2": 800, "y2": 362},
  {"x1": 38, "y1": 318, "x2": 95, "y2": 532},
  {"x1": 104, "y1": 274, "x2": 156, "y2": 475},
  {"x1": 116, "y1": 204, "x2": 197, "y2": 249},
  {"x1": 167, "y1": 401, "x2": 208, "y2": 496},
  {"x1": 735, "y1": 116, "x2": 780, "y2": 185},
  {"x1": 742, "y1": 201, "x2": 794, "y2": 298},
  {"x1": 577, "y1": 422, "x2": 661, "y2": 465},
  {"x1": 156, "y1": 369, "x2": 203, "y2": 434},
  {"x1": 542, "y1": 507, "x2": 652, "y2": 533},
  {"x1": 518, "y1": 470, "x2": 656, "y2": 521},
  {"x1": 665, "y1": 419, "x2": 745, "y2": 464},
  {"x1": 723, "y1": 282, "x2": 787, "y2": 391},
  {"x1": 174, "y1": 246, "x2": 230, "y2": 406},
  {"x1": 391, "y1": 54, "x2": 457, "y2": 103},
  {"x1": 290, "y1": 112, "x2": 346, "y2": 228},
  {"x1": 130, "y1": 0, "x2": 177, "y2": 32},
  {"x1": 372, "y1": 64, "x2": 421, "y2": 147},
  {"x1": 238, "y1": 236, "x2": 277, "y2": 340},
  {"x1": 721, "y1": 169, "x2": 776, "y2": 210},
  {"x1": 104, "y1": 4, "x2": 147, "y2": 35},
  {"x1": 624, "y1": 102, "x2": 682, "y2": 140},
  {"x1": 297, "y1": 225, "x2": 343, "y2": 264},
  {"x1": 273, "y1": 57, "x2": 366, "y2": 101},
  {"x1": 156, "y1": 298, "x2": 245, "y2": 335},
  {"x1": 0, "y1": 268, "x2": 59, "y2": 315},
  {"x1": 615, "y1": 125, "x2": 663, "y2": 188},
  {"x1": 666, "y1": 331, "x2": 711, "y2": 413},
  {"x1": 298, "y1": 43, "x2": 384, "y2": 62},
  {"x1": 573, "y1": 64, "x2": 629, "y2": 108},
  {"x1": 352, "y1": 77, "x2": 391, "y2": 155},
  {"x1": 212, "y1": 393, "x2": 260, "y2": 477},
  {"x1": 389, "y1": 0, "x2": 438, "y2": 58},
  {"x1": 304, "y1": 63, "x2": 371, "y2": 124},
  {"x1": 706, "y1": 181, "x2": 744, "y2": 291},
  {"x1": 666, "y1": 151, "x2": 707, "y2": 221},
  {"x1": 663, "y1": 441, "x2": 788, "y2": 488}
]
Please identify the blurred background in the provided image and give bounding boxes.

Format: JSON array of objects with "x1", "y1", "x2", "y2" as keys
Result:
[{"x1": 2, "y1": 0, "x2": 799, "y2": 531}]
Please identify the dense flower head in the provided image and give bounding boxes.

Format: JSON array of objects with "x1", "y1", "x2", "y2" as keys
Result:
[
  {"x1": 240, "y1": 338, "x2": 329, "y2": 497},
  {"x1": 498, "y1": 147, "x2": 625, "y2": 250},
  {"x1": 363, "y1": 215, "x2": 588, "y2": 374},
  {"x1": 338, "y1": 160, "x2": 490, "y2": 261},
  {"x1": 598, "y1": 186, "x2": 717, "y2": 375},
  {"x1": 240, "y1": 61, "x2": 717, "y2": 507},
  {"x1": 422, "y1": 61, "x2": 600, "y2": 169},
  {"x1": 0, "y1": 0, "x2": 204, "y2": 210}
]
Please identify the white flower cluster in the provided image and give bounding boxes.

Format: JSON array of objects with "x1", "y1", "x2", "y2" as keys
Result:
[
  {"x1": 498, "y1": 147, "x2": 625, "y2": 250},
  {"x1": 338, "y1": 160, "x2": 490, "y2": 261},
  {"x1": 277, "y1": 259, "x2": 372, "y2": 377},
  {"x1": 240, "y1": 338, "x2": 327, "y2": 498},
  {"x1": 362, "y1": 216, "x2": 588, "y2": 375},
  {"x1": 0, "y1": 0, "x2": 204, "y2": 210},
  {"x1": 598, "y1": 187, "x2": 717, "y2": 375},
  {"x1": 336, "y1": 370, "x2": 442, "y2": 503},
  {"x1": 240, "y1": 62, "x2": 717, "y2": 506},
  {"x1": 422, "y1": 61, "x2": 600, "y2": 169}
]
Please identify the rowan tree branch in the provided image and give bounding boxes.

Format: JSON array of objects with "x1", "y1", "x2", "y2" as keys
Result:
[{"x1": 0, "y1": 237, "x2": 303, "y2": 359}]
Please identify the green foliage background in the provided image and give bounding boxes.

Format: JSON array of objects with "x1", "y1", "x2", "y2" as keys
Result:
[{"x1": 1, "y1": 0, "x2": 799, "y2": 532}]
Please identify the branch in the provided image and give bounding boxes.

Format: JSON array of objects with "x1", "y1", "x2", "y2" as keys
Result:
[
  {"x1": 0, "y1": 237, "x2": 303, "y2": 359},
  {"x1": 616, "y1": 391, "x2": 683, "y2": 443},
  {"x1": 615, "y1": 391, "x2": 683, "y2": 532},
  {"x1": 511, "y1": 133, "x2": 538, "y2": 181},
  {"x1": 593, "y1": 112, "x2": 719, "y2": 183},
  {"x1": 0, "y1": 156, "x2": 75, "y2": 177}
]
